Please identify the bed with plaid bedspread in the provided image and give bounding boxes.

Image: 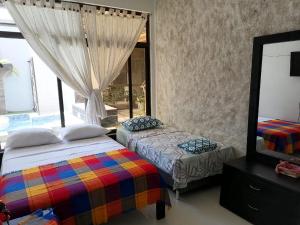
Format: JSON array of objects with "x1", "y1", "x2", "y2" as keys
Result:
[
  {"x1": 0, "y1": 149, "x2": 170, "y2": 224},
  {"x1": 257, "y1": 119, "x2": 300, "y2": 154}
]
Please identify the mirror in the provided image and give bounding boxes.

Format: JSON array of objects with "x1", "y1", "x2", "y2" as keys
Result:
[{"x1": 256, "y1": 39, "x2": 300, "y2": 160}]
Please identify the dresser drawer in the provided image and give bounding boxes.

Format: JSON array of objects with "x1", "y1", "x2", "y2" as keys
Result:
[
  {"x1": 220, "y1": 163, "x2": 300, "y2": 225},
  {"x1": 242, "y1": 176, "x2": 298, "y2": 224}
]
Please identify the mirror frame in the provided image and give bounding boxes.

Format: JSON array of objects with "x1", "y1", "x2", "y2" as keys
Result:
[{"x1": 247, "y1": 30, "x2": 300, "y2": 166}]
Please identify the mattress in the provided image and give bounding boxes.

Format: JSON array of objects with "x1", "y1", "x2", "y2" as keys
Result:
[
  {"x1": 117, "y1": 126, "x2": 235, "y2": 189},
  {"x1": 1, "y1": 135, "x2": 124, "y2": 175}
]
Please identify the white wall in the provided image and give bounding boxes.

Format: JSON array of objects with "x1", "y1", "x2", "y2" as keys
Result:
[
  {"x1": 31, "y1": 50, "x2": 60, "y2": 115},
  {"x1": 259, "y1": 40, "x2": 300, "y2": 122},
  {"x1": 62, "y1": 82, "x2": 76, "y2": 113},
  {"x1": 31, "y1": 50, "x2": 77, "y2": 115},
  {"x1": 0, "y1": 38, "x2": 34, "y2": 112}
]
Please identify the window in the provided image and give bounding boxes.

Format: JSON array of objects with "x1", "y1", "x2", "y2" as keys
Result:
[
  {"x1": 0, "y1": 37, "x2": 85, "y2": 141},
  {"x1": 62, "y1": 83, "x2": 86, "y2": 127},
  {"x1": 0, "y1": 7, "x2": 150, "y2": 139},
  {"x1": 102, "y1": 34, "x2": 150, "y2": 129}
]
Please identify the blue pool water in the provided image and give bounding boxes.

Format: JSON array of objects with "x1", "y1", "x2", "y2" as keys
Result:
[{"x1": 0, "y1": 113, "x2": 61, "y2": 132}]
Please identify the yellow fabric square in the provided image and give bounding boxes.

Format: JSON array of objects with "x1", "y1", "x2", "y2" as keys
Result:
[
  {"x1": 22, "y1": 167, "x2": 40, "y2": 175},
  {"x1": 92, "y1": 205, "x2": 107, "y2": 225},
  {"x1": 121, "y1": 161, "x2": 137, "y2": 169},
  {"x1": 79, "y1": 171, "x2": 98, "y2": 182},
  {"x1": 135, "y1": 191, "x2": 148, "y2": 209},
  {"x1": 95, "y1": 168, "x2": 111, "y2": 176},
  {"x1": 68, "y1": 157, "x2": 83, "y2": 164},
  {"x1": 26, "y1": 184, "x2": 48, "y2": 197},
  {"x1": 106, "y1": 150, "x2": 120, "y2": 156}
]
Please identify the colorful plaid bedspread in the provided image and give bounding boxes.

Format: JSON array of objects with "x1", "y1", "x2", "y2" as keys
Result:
[
  {"x1": 0, "y1": 149, "x2": 170, "y2": 225},
  {"x1": 257, "y1": 119, "x2": 300, "y2": 154}
]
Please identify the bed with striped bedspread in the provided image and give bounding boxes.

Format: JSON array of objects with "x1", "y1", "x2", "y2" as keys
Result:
[
  {"x1": 0, "y1": 149, "x2": 170, "y2": 225},
  {"x1": 257, "y1": 119, "x2": 300, "y2": 154}
]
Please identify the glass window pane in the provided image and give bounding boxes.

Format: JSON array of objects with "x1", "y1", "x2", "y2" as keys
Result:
[
  {"x1": 131, "y1": 48, "x2": 146, "y2": 117},
  {"x1": 62, "y1": 82, "x2": 85, "y2": 126},
  {"x1": 102, "y1": 62, "x2": 129, "y2": 129},
  {"x1": 0, "y1": 37, "x2": 61, "y2": 141}
]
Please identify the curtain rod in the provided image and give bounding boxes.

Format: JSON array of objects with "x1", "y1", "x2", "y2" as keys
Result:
[
  {"x1": 0, "y1": 1, "x2": 151, "y2": 17},
  {"x1": 57, "y1": 0, "x2": 151, "y2": 16}
]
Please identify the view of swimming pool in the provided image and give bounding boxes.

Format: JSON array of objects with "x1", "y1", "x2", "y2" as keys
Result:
[{"x1": 0, "y1": 113, "x2": 61, "y2": 132}]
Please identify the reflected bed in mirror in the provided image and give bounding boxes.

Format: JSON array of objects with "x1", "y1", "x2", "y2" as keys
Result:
[
  {"x1": 257, "y1": 40, "x2": 300, "y2": 158},
  {"x1": 247, "y1": 30, "x2": 300, "y2": 165}
]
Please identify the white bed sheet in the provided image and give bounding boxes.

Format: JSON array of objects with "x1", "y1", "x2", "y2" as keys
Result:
[{"x1": 1, "y1": 135, "x2": 125, "y2": 175}]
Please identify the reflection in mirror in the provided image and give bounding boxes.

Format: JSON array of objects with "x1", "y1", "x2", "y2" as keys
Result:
[{"x1": 257, "y1": 40, "x2": 300, "y2": 160}]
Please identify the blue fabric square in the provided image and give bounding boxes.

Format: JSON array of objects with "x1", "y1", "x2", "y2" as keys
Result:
[
  {"x1": 121, "y1": 116, "x2": 162, "y2": 132},
  {"x1": 5, "y1": 180, "x2": 25, "y2": 192},
  {"x1": 120, "y1": 177, "x2": 135, "y2": 197},
  {"x1": 59, "y1": 169, "x2": 77, "y2": 179},
  {"x1": 178, "y1": 138, "x2": 217, "y2": 154},
  {"x1": 103, "y1": 159, "x2": 118, "y2": 167},
  {"x1": 71, "y1": 191, "x2": 91, "y2": 214},
  {"x1": 105, "y1": 183, "x2": 120, "y2": 202}
]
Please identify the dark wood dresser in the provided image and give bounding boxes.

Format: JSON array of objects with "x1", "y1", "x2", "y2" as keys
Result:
[{"x1": 220, "y1": 157, "x2": 300, "y2": 225}]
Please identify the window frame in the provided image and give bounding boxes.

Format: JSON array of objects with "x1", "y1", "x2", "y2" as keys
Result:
[{"x1": 127, "y1": 20, "x2": 151, "y2": 118}]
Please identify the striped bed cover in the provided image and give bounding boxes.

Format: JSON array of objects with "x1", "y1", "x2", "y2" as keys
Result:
[
  {"x1": 0, "y1": 149, "x2": 170, "y2": 224},
  {"x1": 257, "y1": 119, "x2": 300, "y2": 154}
]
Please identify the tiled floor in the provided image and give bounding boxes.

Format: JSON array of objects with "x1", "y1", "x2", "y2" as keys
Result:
[{"x1": 106, "y1": 186, "x2": 251, "y2": 225}]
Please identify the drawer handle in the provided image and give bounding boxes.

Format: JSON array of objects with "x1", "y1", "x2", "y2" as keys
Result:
[
  {"x1": 249, "y1": 184, "x2": 261, "y2": 191},
  {"x1": 248, "y1": 204, "x2": 259, "y2": 212}
]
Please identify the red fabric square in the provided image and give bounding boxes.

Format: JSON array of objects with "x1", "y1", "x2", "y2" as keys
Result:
[
  {"x1": 49, "y1": 187, "x2": 71, "y2": 205},
  {"x1": 106, "y1": 200, "x2": 122, "y2": 218}
]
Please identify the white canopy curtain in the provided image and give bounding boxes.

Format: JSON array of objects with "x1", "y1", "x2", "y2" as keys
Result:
[
  {"x1": 4, "y1": 0, "x2": 147, "y2": 125},
  {"x1": 81, "y1": 6, "x2": 147, "y2": 119},
  {"x1": 3, "y1": 0, "x2": 98, "y2": 123}
]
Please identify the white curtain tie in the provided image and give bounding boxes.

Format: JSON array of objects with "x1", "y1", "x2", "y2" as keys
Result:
[{"x1": 86, "y1": 90, "x2": 107, "y2": 124}]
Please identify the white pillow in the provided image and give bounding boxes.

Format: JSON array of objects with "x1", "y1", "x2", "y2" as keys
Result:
[
  {"x1": 60, "y1": 124, "x2": 109, "y2": 141},
  {"x1": 6, "y1": 128, "x2": 61, "y2": 149}
]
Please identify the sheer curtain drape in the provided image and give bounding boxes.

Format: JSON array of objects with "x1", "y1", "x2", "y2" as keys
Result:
[
  {"x1": 4, "y1": 0, "x2": 99, "y2": 123},
  {"x1": 4, "y1": 0, "x2": 147, "y2": 124},
  {"x1": 81, "y1": 6, "x2": 147, "y2": 118}
]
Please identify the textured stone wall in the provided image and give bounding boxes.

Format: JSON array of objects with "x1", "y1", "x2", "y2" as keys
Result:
[{"x1": 155, "y1": 0, "x2": 300, "y2": 155}]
